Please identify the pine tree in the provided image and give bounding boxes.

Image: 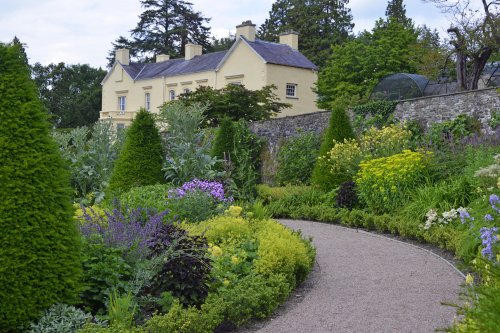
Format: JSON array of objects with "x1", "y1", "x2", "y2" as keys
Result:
[
  {"x1": 107, "y1": 109, "x2": 165, "y2": 197},
  {"x1": 258, "y1": 0, "x2": 354, "y2": 68},
  {"x1": 385, "y1": 0, "x2": 413, "y2": 29},
  {"x1": 0, "y1": 42, "x2": 82, "y2": 331},
  {"x1": 107, "y1": 0, "x2": 211, "y2": 66},
  {"x1": 311, "y1": 105, "x2": 355, "y2": 190}
]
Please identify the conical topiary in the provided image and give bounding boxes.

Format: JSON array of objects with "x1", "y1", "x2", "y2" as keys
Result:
[
  {"x1": 107, "y1": 109, "x2": 164, "y2": 198},
  {"x1": 311, "y1": 105, "x2": 356, "y2": 191},
  {"x1": 211, "y1": 117, "x2": 236, "y2": 161},
  {"x1": 0, "y1": 42, "x2": 82, "y2": 331}
]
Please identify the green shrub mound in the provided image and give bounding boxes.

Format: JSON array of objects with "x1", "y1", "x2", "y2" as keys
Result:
[
  {"x1": 312, "y1": 105, "x2": 355, "y2": 191},
  {"x1": 0, "y1": 42, "x2": 82, "y2": 331},
  {"x1": 107, "y1": 109, "x2": 164, "y2": 197},
  {"x1": 276, "y1": 131, "x2": 320, "y2": 186}
]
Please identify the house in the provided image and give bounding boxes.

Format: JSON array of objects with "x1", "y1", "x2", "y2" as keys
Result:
[{"x1": 100, "y1": 21, "x2": 320, "y2": 128}]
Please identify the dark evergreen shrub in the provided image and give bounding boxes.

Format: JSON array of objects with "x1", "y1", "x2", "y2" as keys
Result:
[
  {"x1": 311, "y1": 105, "x2": 355, "y2": 191},
  {"x1": 107, "y1": 109, "x2": 164, "y2": 198},
  {"x1": 335, "y1": 181, "x2": 359, "y2": 210},
  {"x1": 0, "y1": 42, "x2": 82, "y2": 331},
  {"x1": 143, "y1": 224, "x2": 211, "y2": 308},
  {"x1": 211, "y1": 117, "x2": 235, "y2": 161}
]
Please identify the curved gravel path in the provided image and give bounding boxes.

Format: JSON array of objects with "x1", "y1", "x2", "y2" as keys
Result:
[{"x1": 240, "y1": 219, "x2": 464, "y2": 333}]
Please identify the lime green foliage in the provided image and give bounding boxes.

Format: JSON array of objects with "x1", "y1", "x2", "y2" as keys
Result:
[
  {"x1": 355, "y1": 150, "x2": 432, "y2": 213},
  {"x1": 320, "y1": 124, "x2": 412, "y2": 187},
  {"x1": 145, "y1": 296, "x2": 223, "y2": 333},
  {"x1": 189, "y1": 215, "x2": 253, "y2": 244},
  {"x1": 118, "y1": 184, "x2": 172, "y2": 212},
  {"x1": 351, "y1": 100, "x2": 398, "y2": 133},
  {"x1": 311, "y1": 106, "x2": 356, "y2": 190},
  {"x1": 0, "y1": 42, "x2": 83, "y2": 331},
  {"x1": 107, "y1": 110, "x2": 164, "y2": 197},
  {"x1": 489, "y1": 110, "x2": 500, "y2": 130},
  {"x1": 256, "y1": 184, "x2": 312, "y2": 204},
  {"x1": 253, "y1": 219, "x2": 315, "y2": 287},
  {"x1": 276, "y1": 131, "x2": 320, "y2": 186}
]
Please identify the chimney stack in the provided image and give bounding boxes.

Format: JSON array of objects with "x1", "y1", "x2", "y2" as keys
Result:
[
  {"x1": 236, "y1": 20, "x2": 256, "y2": 42},
  {"x1": 185, "y1": 43, "x2": 202, "y2": 60},
  {"x1": 115, "y1": 49, "x2": 130, "y2": 65},
  {"x1": 156, "y1": 54, "x2": 170, "y2": 62},
  {"x1": 279, "y1": 31, "x2": 299, "y2": 50}
]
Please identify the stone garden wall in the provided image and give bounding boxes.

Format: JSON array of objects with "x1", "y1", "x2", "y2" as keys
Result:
[
  {"x1": 250, "y1": 88, "x2": 499, "y2": 147},
  {"x1": 393, "y1": 87, "x2": 499, "y2": 134}
]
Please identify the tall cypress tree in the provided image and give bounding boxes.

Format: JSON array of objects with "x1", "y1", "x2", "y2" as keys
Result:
[
  {"x1": 0, "y1": 42, "x2": 82, "y2": 331},
  {"x1": 107, "y1": 109, "x2": 165, "y2": 197}
]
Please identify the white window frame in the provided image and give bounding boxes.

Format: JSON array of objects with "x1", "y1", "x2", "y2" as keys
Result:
[
  {"x1": 169, "y1": 89, "x2": 176, "y2": 101},
  {"x1": 145, "y1": 93, "x2": 151, "y2": 112},
  {"x1": 118, "y1": 96, "x2": 126, "y2": 113},
  {"x1": 286, "y1": 83, "x2": 297, "y2": 98},
  {"x1": 183, "y1": 88, "x2": 190, "y2": 94}
]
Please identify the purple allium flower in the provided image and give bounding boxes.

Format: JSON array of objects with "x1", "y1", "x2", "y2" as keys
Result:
[
  {"x1": 484, "y1": 214, "x2": 494, "y2": 222},
  {"x1": 480, "y1": 226, "x2": 499, "y2": 259}
]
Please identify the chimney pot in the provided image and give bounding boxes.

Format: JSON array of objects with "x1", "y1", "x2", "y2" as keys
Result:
[
  {"x1": 185, "y1": 43, "x2": 202, "y2": 60},
  {"x1": 115, "y1": 48, "x2": 130, "y2": 65},
  {"x1": 279, "y1": 31, "x2": 299, "y2": 50},
  {"x1": 236, "y1": 20, "x2": 256, "y2": 42},
  {"x1": 156, "y1": 54, "x2": 170, "y2": 62}
]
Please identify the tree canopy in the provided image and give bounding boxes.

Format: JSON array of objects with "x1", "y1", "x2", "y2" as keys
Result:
[
  {"x1": 177, "y1": 84, "x2": 291, "y2": 127},
  {"x1": 107, "y1": 0, "x2": 211, "y2": 66},
  {"x1": 31, "y1": 62, "x2": 106, "y2": 128},
  {"x1": 258, "y1": 0, "x2": 354, "y2": 68},
  {"x1": 425, "y1": 0, "x2": 499, "y2": 90}
]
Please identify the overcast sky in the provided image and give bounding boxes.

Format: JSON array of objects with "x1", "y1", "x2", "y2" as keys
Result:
[{"x1": 0, "y1": 0, "x2": 460, "y2": 68}]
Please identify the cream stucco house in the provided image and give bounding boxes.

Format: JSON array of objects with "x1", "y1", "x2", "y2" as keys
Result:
[{"x1": 100, "y1": 21, "x2": 319, "y2": 128}]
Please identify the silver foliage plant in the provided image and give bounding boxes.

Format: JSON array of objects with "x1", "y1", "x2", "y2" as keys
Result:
[{"x1": 157, "y1": 102, "x2": 223, "y2": 185}]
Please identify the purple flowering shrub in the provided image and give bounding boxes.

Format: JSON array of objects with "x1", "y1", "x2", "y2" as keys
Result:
[{"x1": 166, "y1": 179, "x2": 232, "y2": 223}]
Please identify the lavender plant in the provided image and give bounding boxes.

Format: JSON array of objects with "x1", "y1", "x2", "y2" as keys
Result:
[{"x1": 80, "y1": 206, "x2": 167, "y2": 260}]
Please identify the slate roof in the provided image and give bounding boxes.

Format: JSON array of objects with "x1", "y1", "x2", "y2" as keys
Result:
[
  {"x1": 120, "y1": 38, "x2": 317, "y2": 81},
  {"x1": 245, "y1": 39, "x2": 317, "y2": 70}
]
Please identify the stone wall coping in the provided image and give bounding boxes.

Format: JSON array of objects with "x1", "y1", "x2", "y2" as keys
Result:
[{"x1": 397, "y1": 87, "x2": 498, "y2": 104}]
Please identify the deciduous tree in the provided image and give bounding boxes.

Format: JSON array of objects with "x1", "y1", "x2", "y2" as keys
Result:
[{"x1": 424, "y1": 0, "x2": 499, "y2": 90}]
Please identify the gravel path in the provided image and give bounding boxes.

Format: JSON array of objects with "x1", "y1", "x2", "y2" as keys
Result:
[{"x1": 239, "y1": 219, "x2": 464, "y2": 333}]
